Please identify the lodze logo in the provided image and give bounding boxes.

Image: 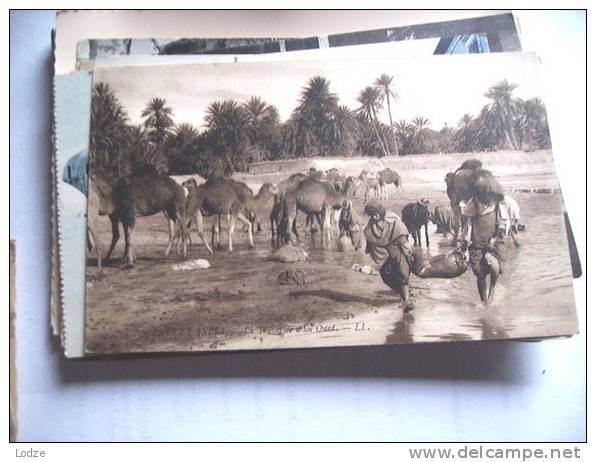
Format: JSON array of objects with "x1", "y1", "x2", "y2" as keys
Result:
[{"x1": 15, "y1": 449, "x2": 46, "y2": 458}]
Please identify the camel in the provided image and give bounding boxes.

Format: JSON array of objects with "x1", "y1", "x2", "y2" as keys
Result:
[
  {"x1": 184, "y1": 177, "x2": 278, "y2": 253},
  {"x1": 444, "y1": 160, "x2": 483, "y2": 245},
  {"x1": 307, "y1": 167, "x2": 326, "y2": 181},
  {"x1": 270, "y1": 173, "x2": 309, "y2": 246},
  {"x1": 342, "y1": 176, "x2": 358, "y2": 197},
  {"x1": 270, "y1": 192, "x2": 287, "y2": 248},
  {"x1": 377, "y1": 168, "x2": 402, "y2": 200},
  {"x1": 280, "y1": 177, "x2": 345, "y2": 248},
  {"x1": 276, "y1": 173, "x2": 309, "y2": 195},
  {"x1": 271, "y1": 173, "x2": 345, "y2": 247},
  {"x1": 325, "y1": 168, "x2": 347, "y2": 191},
  {"x1": 102, "y1": 166, "x2": 189, "y2": 267},
  {"x1": 358, "y1": 170, "x2": 381, "y2": 202},
  {"x1": 401, "y1": 199, "x2": 432, "y2": 247},
  {"x1": 86, "y1": 222, "x2": 102, "y2": 273},
  {"x1": 182, "y1": 178, "x2": 261, "y2": 245},
  {"x1": 445, "y1": 164, "x2": 506, "y2": 246},
  {"x1": 271, "y1": 191, "x2": 316, "y2": 248},
  {"x1": 228, "y1": 179, "x2": 261, "y2": 234},
  {"x1": 86, "y1": 174, "x2": 118, "y2": 273},
  {"x1": 87, "y1": 172, "x2": 124, "y2": 272}
]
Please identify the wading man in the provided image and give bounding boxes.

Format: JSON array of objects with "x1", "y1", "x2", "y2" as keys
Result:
[
  {"x1": 363, "y1": 202, "x2": 414, "y2": 313},
  {"x1": 463, "y1": 170, "x2": 508, "y2": 303}
]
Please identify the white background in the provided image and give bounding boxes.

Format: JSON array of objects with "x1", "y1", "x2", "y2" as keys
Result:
[{"x1": 8, "y1": 10, "x2": 586, "y2": 442}]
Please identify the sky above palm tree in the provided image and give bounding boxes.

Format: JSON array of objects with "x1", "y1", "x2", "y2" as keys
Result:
[{"x1": 94, "y1": 52, "x2": 545, "y2": 131}]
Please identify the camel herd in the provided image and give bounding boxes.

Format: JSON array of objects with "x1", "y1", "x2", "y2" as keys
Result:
[
  {"x1": 86, "y1": 165, "x2": 406, "y2": 269},
  {"x1": 86, "y1": 161, "x2": 521, "y2": 271}
]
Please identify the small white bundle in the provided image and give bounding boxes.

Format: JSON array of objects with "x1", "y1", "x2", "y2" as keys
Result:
[
  {"x1": 352, "y1": 264, "x2": 378, "y2": 275},
  {"x1": 172, "y1": 259, "x2": 211, "y2": 271}
]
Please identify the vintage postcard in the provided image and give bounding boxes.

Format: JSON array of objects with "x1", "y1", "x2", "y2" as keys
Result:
[
  {"x1": 54, "y1": 10, "x2": 516, "y2": 73},
  {"x1": 74, "y1": 12, "x2": 521, "y2": 67},
  {"x1": 55, "y1": 72, "x2": 92, "y2": 356},
  {"x1": 73, "y1": 13, "x2": 521, "y2": 72},
  {"x1": 77, "y1": 52, "x2": 577, "y2": 355},
  {"x1": 53, "y1": 11, "x2": 523, "y2": 342}
]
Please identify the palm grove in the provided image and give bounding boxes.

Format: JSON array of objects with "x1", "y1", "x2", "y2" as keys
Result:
[{"x1": 90, "y1": 75, "x2": 551, "y2": 178}]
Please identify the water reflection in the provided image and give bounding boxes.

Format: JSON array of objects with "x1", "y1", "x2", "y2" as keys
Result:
[
  {"x1": 221, "y1": 192, "x2": 576, "y2": 349},
  {"x1": 293, "y1": 194, "x2": 575, "y2": 344},
  {"x1": 386, "y1": 313, "x2": 415, "y2": 344}
]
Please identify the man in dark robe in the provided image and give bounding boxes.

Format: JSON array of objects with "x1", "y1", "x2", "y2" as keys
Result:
[{"x1": 363, "y1": 202, "x2": 414, "y2": 312}]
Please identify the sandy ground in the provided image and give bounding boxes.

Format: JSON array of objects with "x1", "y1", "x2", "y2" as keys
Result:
[{"x1": 85, "y1": 151, "x2": 577, "y2": 354}]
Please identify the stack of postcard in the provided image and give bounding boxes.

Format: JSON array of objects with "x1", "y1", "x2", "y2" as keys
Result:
[{"x1": 51, "y1": 10, "x2": 581, "y2": 358}]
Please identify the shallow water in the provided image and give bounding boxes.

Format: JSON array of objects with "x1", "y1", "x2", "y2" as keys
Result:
[
  {"x1": 86, "y1": 181, "x2": 578, "y2": 353},
  {"x1": 258, "y1": 192, "x2": 578, "y2": 346}
]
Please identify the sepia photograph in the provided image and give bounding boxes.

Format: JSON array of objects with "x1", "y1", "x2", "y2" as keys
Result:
[{"x1": 79, "y1": 52, "x2": 577, "y2": 354}]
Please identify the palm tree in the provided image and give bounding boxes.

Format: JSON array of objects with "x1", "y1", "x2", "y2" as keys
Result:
[
  {"x1": 483, "y1": 80, "x2": 521, "y2": 151},
  {"x1": 375, "y1": 73, "x2": 399, "y2": 155},
  {"x1": 205, "y1": 100, "x2": 250, "y2": 143},
  {"x1": 141, "y1": 97, "x2": 174, "y2": 147},
  {"x1": 90, "y1": 82, "x2": 129, "y2": 173},
  {"x1": 394, "y1": 119, "x2": 412, "y2": 155},
  {"x1": 297, "y1": 76, "x2": 339, "y2": 120},
  {"x1": 329, "y1": 105, "x2": 361, "y2": 156},
  {"x1": 244, "y1": 96, "x2": 279, "y2": 126},
  {"x1": 291, "y1": 76, "x2": 339, "y2": 157},
  {"x1": 357, "y1": 86, "x2": 390, "y2": 157},
  {"x1": 475, "y1": 104, "x2": 501, "y2": 151},
  {"x1": 243, "y1": 96, "x2": 282, "y2": 160},
  {"x1": 167, "y1": 123, "x2": 200, "y2": 173},
  {"x1": 172, "y1": 122, "x2": 200, "y2": 144},
  {"x1": 124, "y1": 124, "x2": 165, "y2": 173},
  {"x1": 409, "y1": 116, "x2": 432, "y2": 154},
  {"x1": 516, "y1": 97, "x2": 551, "y2": 150},
  {"x1": 204, "y1": 100, "x2": 251, "y2": 174},
  {"x1": 436, "y1": 124, "x2": 455, "y2": 154},
  {"x1": 453, "y1": 113, "x2": 477, "y2": 152}
]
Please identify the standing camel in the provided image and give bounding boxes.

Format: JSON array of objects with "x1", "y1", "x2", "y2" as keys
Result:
[
  {"x1": 280, "y1": 177, "x2": 345, "y2": 248},
  {"x1": 358, "y1": 170, "x2": 381, "y2": 202},
  {"x1": 184, "y1": 177, "x2": 278, "y2": 253},
  {"x1": 184, "y1": 178, "x2": 270, "y2": 248},
  {"x1": 229, "y1": 179, "x2": 262, "y2": 234},
  {"x1": 444, "y1": 159, "x2": 482, "y2": 245},
  {"x1": 342, "y1": 176, "x2": 358, "y2": 197},
  {"x1": 87, "y1": 173, "x2": 118, "y2": 273},
  {"x1": 105, "y1": 166, "x2": 189, "y2": 267},
  {"x1": 377, "y1": 168, "x2": 402, "y2": 200},
  {"x1": 401, "y1": 199, "x2": 432, "y2": 248},
  {"x1": 270, "y1": 173, "x2": 309, "y2": 246}
]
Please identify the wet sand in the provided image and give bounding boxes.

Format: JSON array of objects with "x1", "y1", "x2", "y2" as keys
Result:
[{"x1": 85, "y1": 152, "x2": 578, "y2": 354}]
